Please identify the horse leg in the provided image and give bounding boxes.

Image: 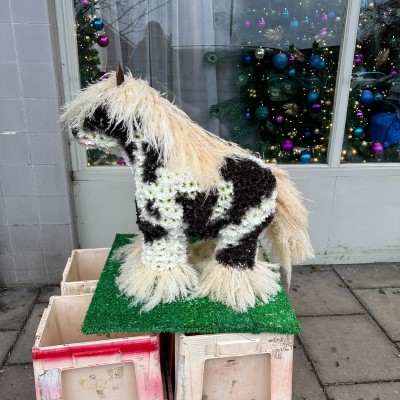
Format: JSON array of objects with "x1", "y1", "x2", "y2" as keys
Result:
[
  {"x1": 197, "y1": 217, "x2": 281, "y2": 312},
  {"x1": 115, "y1": 210, "x2": 198, "y2": 311}
]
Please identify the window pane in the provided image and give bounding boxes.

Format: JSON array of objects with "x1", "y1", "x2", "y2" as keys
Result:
[
  {"x1": 75, "y1": 0, "x2": 347, "y2": 166},
  {"x1": 342, "y1": 1, "x2": 400, "y2": 163}
]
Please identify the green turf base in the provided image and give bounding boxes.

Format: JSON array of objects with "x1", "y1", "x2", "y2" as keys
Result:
[{"x1": 82, "y1": 234, "x2": 300, "y2": 335}]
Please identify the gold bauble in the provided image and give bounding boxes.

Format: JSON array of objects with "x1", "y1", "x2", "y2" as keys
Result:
[
  {"x1": 368, "y1": 2, "x2": 374, "y2": 9},
  {"x1": 361, "y1": 141, "x2": 368, "y2": 147},
  {"x1": 314, "y1": 128, "x2": 320, "y2": 134}
]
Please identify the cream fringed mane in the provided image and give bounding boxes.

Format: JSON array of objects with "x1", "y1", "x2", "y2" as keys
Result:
[{"x1": 62, "y1": 72, "x2": 248, "y2": 189}]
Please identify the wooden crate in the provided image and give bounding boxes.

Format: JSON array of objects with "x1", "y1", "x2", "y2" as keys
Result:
[
  {"x1": 61, "y1": 248, "x2": 110, "y2": 295},
  {"x1": 32, "y1": 294, "x2": 164, "y2": 400},
  {"x1": 175, "y1": 332, "x2": 293, "y2": 400}
]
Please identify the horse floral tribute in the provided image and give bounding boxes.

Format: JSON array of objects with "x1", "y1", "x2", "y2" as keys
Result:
[{"x1": 62, "y1": 68, "x2": 314, "y2": 312}]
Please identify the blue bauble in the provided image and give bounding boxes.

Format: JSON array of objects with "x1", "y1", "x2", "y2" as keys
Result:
[
  {"x1": 359, "y1": 66, "x2": 367, "y2": 76},
  {"x1": 374, "y1": 93, "x2": 383, "y2": 102},
  {"x1": 290, "y1": 20, "x2": 299, "y2": 29},
  {"x1": 273, "y1": 53, "x2": 289, "y2": 70},
  {"x1": 288, "y1": 68, "x2": 296, "y2": 77},
  {"x1": 359, "y1": 89, "x2": 374, "y2": 105},
  {"x1": 310, "y1": 55, "x2": 324, "y2": 70},
  {"x1": 318, "y1": 58, "x2": 326, "y2": 69},
  {"x1": 243, "y1": 54, "x2": 252, "y2": 64},
  {"x1": 304, "y1": 130, "x2": 312, "y2": 138},
  {"x1": 255, "y1": 105, "x2": 269, "y2": 120},
  {"x1": 307, "y1": 91, "x2": 319, "y2": 102},
  {"x1": 300, "y1": 150, "x2": 312, "y2": 164},
  {"x1": 353, "y1": 127, "x2": 364, "y2": 137},
  {"x1": 244, "y1": 111, "x2": 252, "y2": 119},
  {"x1": 282, "y1": 8, "x2": 289, "y2": 18},
  {"x1": 328, "y1": 11, "x2": 336, "y2": 20},
  {"x1": 92, "y1": 18, "x2": 104, "y2": 31}
]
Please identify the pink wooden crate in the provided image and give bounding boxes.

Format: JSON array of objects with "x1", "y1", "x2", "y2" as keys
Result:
[
  {"x1": 175, "y1": 332, "x2": 293, "y2": 400},
  {"x1": 61, "y1": 248, "x2": 110, "y2": 295},
  {"x1": 33, "y1": 294, "x2": 164, "y2": 400}
]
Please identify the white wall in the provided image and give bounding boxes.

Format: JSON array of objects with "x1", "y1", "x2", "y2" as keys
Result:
[{"x1": 0, "y1": 0, "x2": 77, "y2": 285}]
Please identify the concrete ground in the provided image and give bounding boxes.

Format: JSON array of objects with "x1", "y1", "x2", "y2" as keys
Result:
[{"x1": 1, "y1": 263, "x2": 400, "y2": 399}]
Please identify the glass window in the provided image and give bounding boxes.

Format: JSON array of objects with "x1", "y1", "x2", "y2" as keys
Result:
[
  {"x1": 342, "y1": 0, "x2": 400, "y2": 163},
  {"x1": 75, "y1": 0, "x2": 347, "y2": 166}
]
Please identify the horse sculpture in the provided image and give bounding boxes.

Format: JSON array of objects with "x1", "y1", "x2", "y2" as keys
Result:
[{"x1": 62, "y1": 68, "x2": 314, "y2": 312}]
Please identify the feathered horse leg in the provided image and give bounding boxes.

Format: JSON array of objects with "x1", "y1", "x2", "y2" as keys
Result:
[
  {"x1": 115, "y1": 234, "x2": 198, "y2": 312},
  {"x1": 196, "y1": 221, "x2": 281, "y2": 312}
]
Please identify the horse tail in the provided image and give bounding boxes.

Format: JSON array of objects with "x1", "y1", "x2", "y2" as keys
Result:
[{"x1": 264, "y1": 166, "x2": 314, "y2": 284}]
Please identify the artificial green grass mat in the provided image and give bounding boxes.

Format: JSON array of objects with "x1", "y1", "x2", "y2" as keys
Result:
[{"x1": 82, "y1": 234, "x2": 300, "y2": 335}]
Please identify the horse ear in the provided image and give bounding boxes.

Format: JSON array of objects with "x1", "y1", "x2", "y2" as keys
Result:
[{"x1": 116, "y1": 62, "x2": 124, "y2": 86}]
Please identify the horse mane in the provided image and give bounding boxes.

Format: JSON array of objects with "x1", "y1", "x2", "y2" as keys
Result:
[{"x1": 62, "y1": 72, "x2": 249, "y2": 189}]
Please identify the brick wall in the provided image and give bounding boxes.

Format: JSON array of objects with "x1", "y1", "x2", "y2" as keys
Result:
[{"x1": 0, "y1": 0, "x2": 76, "y2": 284}]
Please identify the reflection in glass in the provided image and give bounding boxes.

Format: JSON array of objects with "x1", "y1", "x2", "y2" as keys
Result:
[{"x1": 76, "y1": 0, "x2": 347, "y2": 165}]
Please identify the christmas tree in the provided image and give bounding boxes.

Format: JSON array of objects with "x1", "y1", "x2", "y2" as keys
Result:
[
  {"x1": 207, "y1": 0, "x2": 345, "y2": 164},
  {"x1": 74, "y1": 0, "x2": 123, "y2": 166},
  {"x1": 74, "y1": 0, "x2": 101, "y2": 88},
  {"x1": 343, "y1": 0, "x2": 400, "y2": 162}
]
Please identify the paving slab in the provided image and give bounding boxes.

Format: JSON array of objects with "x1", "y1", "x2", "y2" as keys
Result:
[
  {"x1": 334, "y1": 263, "x2": 400, "y2": 289},
  {"x1": 299, "y1": 315, "x2": 400, "y2": 384},
  {"x1": 0, "y1": 364, "x2": 36, "y2": 400},
  {"x1": 289, "y1": 266, "x2": 363, "y2": 316},
  {"x1": 353, "y1": 288, "x2": 400, "y2": 341},
  {"x1": 0, "y1": 287, "x2": 39, "y2": 330},
  {"x1": 8, "y1": 304, "x2": 46, "y2": 364},
  {"x1": 293, "y1": 338, "x2": 326, "y2": 400},
  {"x1": 0, "y1": 331, "x2": 18, "y2": 365},
  {"x1": 326, "y1": 381, "x2": 400, "y2": 400},
  {"x1": 38, "y1": 285, "x2": 60, "y2": 303}
]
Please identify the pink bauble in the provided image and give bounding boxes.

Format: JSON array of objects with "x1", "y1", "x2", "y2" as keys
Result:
[
  {"x1": 289, "y1": 55, "x2": 296, "y2": 64},
  {"x1": 356, "y1": 109, "x2": 364, "y2": 118},
  {"x1": 321, "y1": 13, "x2": 328, "y2": 23},
  {"x1": 281, "y1": 139, "x2": 294, "y2": 152},
  {"x1": 319, "y1": 28, "x2": 328, "y2": 39},
  {"x1": 98, "y1": 34, "x2": 109, "y2": 47},
  {"x1": 371, "y1": 142, "x2": 384, "y2": 155},
  {"x1": 80, "y1": 0, "x2": 90, "y2": 5},
  {"x1": 355, "y1": 53, "x2": 364, "y2": 61},
  {"x1": 354, "y1": 56, "x2": 363, "y2": 66},
  {"x1": 390, "y1": 68, "x2": 399, "y2": 76},
  {"x1": 244, "y1": 19, "x2": 251, "y2": 28},
  {"x1": 258, "y1": 18, "x2": 266, "y2": 28},
  {"x1": 275, "y1": 115, "x2": 284, "y2": 124},
  {"x1": 311, "y1": 103, "x2": 321, "y2": 113}
]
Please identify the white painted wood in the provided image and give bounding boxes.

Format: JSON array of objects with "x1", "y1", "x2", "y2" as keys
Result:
[
  {"x1": 61, "y1": 248, "x2": 110, "y2": 295},
  {"x1": 54, "y1": 0, "x2": 87, "y2": 173},
  {"x1": 175, "y1": 333, "x2": 293, "y2": 400},
  {"x1": 328, "y1": 0, "x2": 362, "y2": 167},
  {"x1": 73, "y1": 179, "x2": 138, "y2": 248}
]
